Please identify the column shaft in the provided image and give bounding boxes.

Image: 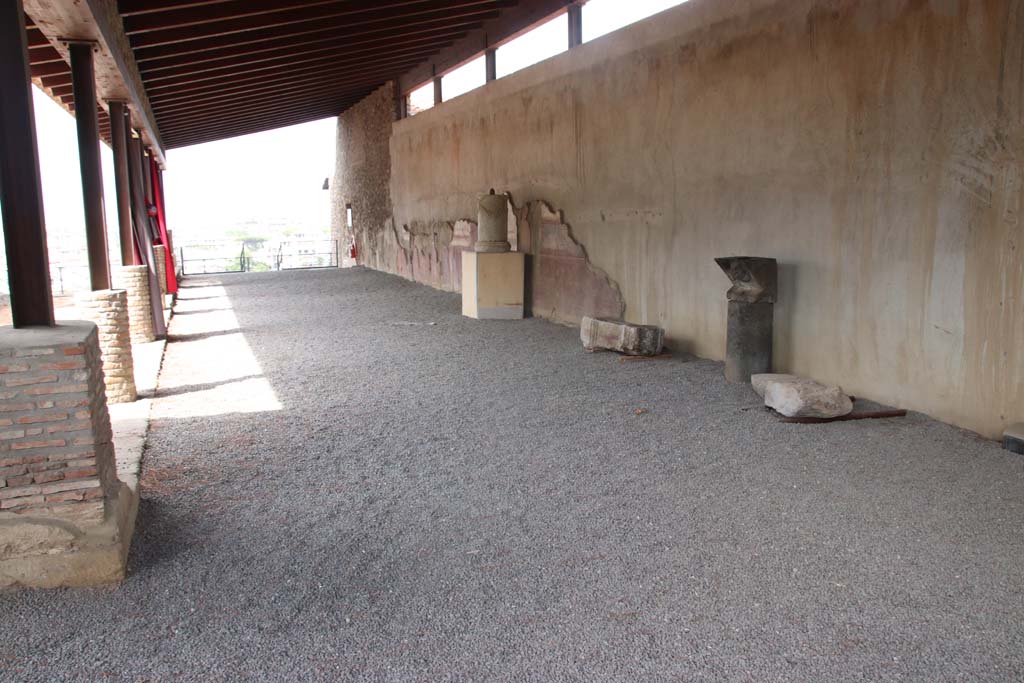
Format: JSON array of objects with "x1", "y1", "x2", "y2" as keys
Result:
[
  {"x1": 485, "y1": 48, "x2": 497, "y2": 82},
  {"x1": 69, "y1": 42, "x2": 111, "y2": 291},
  {"x1": 0, "y1": 0, "x2": 54, "y2": 327},
  {"x1": 568, "y1": 4, "x2": 583, "y2": 48},
  {"x1": 108, "y1": 102, "x2": 136, "y2": 267}
]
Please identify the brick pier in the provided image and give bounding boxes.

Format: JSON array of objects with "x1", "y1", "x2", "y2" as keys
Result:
[
  {"x1": 153, "y1": 245, "x2": 168, "y2": 298},
  {"x1": 75, "y1": 289, "x2": 137, "y2": 404},
  {"x1": 0, "y1": 322, "x2": 135, "y2": 588},
  {"x1": 116, "y1": 265, "x2": 156, "y2": 343}
]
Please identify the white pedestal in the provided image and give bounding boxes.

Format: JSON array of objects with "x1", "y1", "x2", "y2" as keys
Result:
[{"x1": 462, "y1": 251, "x2": 525, "y2": 320}]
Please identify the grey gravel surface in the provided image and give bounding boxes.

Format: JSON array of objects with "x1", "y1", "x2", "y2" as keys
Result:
[{"x1": 2, "y1": 267, "x2": 1023, "y2": 682}]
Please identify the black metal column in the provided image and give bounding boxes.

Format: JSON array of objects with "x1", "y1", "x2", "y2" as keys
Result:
[
  {"x1": 568, "y1": 4, "x2": 583, "y2": 48},
  {"x1": 485, "y1": 48, "x2": 497, "y2": 82},
  {"x1": 108, "y1": 101, "x2": 135, "y2": 266},
  {"x1": 433, "y1": 76, "x2": 442, "y2": 106},
  {"x1": 0, "y1": 0, "x2": 54, "y2": 327},
  {"x1": 69, "y1": 41, "x2": 111, "y2": 291}
]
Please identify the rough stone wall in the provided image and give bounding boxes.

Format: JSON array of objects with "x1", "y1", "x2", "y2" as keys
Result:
[
  {"x1": 332, "y1": 81, "x2": 395, "y2": 271},
  {"x1": 372, "y1": 0, "x2": 1024, "y2": 439}
]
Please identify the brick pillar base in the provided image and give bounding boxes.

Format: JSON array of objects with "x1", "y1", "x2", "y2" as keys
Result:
[
  {"x1": 0, "y1": 322, "x2": 135, "y2": 588},
  {"x1": 115, "y1": 266, "x2": 155, "y2": 344},
  {"x1": 153, "y1": 245, "x2": 168, "y2": 298},
  {"x1": 75, "y1": 289, "x2": 137, "y2": 404}
]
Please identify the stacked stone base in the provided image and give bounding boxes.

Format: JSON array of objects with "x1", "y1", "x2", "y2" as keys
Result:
[
  {"x1": 75, "y1": 289, "x2": 137, "y2": 404},
  {"x1": 115, "y1": 265, "x2": 155, "y2": 344},
  {"x1": 0, "y1": 323, "x2": 135, "y2": 589},
  {"x1": 461, "y1": 251, "x2": 525, "y2": 319},
  {"x1": 153, "y1": 245, "x2": 168, "y2": 298}
]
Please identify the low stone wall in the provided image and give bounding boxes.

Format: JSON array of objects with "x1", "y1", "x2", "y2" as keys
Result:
[
  {"x1": 0, "y1": 322, "x2": 134, "y2": 588},
  {"x1": 115, "y1": 265, "x2": 155, "y2": 344},
  {"x1": 74, "y1": 289, "x2": 137, "y2": 404}
]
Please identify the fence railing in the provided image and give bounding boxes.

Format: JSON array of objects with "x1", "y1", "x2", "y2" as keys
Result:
[
  {"x1": 179, "y1": 243, "x2": 250, "y2": 275},
  {"x1": 274, "y1": 240, "x2": 338, "y2": 270},
  {"x1": 0, "y1": 264, "x2": 91, "y2": 297},
  {"x1": 178, "y1": 240, "x2": 338, "y2": 276}
]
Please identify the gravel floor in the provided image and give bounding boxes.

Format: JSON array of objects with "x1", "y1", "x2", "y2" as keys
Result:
[{"x1": 2, "y1": 267, "x2": 1023, "y2": 682}]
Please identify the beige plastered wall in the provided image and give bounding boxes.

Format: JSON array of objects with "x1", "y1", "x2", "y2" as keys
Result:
[{"x1": 346, "y1": 0, "x2": 1023, "y2": 439}]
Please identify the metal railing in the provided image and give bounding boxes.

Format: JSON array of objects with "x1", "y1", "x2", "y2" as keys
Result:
[
  {"x1": 178, "y1": 239, "x2": 338, "y2": 276},
  {"x1": 274, "y1": 240, "x2": 338, "y2": 270},
  {"x1": 0, "y1": 264, "x2": 90, "y2": 297},
  {"x1": 180, "y1": 243, "x2": 250, "y2": 275}
]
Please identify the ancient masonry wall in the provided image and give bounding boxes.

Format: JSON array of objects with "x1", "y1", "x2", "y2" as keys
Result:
[
  {"x1": 116, "y1": 265, "x2": 155, "y2": 344},
  {"x1": 338, "y1": 0, "x2": 1023, "y2": 439},
  {"x1": 74, "y1": 289, "x2": 137, "y2": 404},
  {"x1": 332, "y1": 81, "x2": 395, "y2": 272}
]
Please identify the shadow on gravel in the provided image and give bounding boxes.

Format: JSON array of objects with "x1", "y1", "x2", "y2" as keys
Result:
[
  {"x1": 167, "y1": 329, "x2": 246, "y2": 343},
  {"x1": 152, "y1": 374, "x2": 264, "y2": 398}
]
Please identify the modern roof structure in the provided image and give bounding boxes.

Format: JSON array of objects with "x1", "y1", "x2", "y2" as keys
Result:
[{"x1": 23, "y1": 0, "x2": 579, "y2": 155}]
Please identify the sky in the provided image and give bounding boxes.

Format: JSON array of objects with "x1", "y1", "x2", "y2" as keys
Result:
[{"x1": 15, "y1": 0, "x2": 689, "y2": 269}]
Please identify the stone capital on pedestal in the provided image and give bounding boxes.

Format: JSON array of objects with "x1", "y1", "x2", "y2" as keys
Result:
[{"x1": 475, "y1": 190, "x2": 511, "y2": 253}]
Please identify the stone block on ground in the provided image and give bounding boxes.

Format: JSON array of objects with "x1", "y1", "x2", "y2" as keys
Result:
[
  {"x1": 755, "y1": 374, "x2": 853, "y2": 419},
  {"x1": 580, "y1": 316, "x2": 664, "y2": 356},
  {"x1": 751, "y1": 373, "x2": 800, "y2": 398}
]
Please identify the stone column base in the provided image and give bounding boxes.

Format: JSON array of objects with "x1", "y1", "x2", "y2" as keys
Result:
[
  {"x1": 153, "y1": 244, "x2": 168, "y2": 298},
  {"x1": 0, "y1": 322, "x2": 136, "y2": 588},
  {"x1": 75, "y1": 289, "x2": 137, "y2": 404},
  {"x1": 461, "y1": 251, "x2": 525, "y2": 320},
  {"x1": 115, "y1": 265, "x2": 155, "y2": 344}
]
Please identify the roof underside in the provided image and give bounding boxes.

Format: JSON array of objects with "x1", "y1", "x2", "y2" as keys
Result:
[
  {"x1": 27, "y1": 16, "x2": 114, "y2": 144},
  {"x1": 117, "y1": 0, "x2": 533, "y2": 149}
]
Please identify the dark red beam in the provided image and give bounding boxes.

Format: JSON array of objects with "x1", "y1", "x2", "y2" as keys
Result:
[
  {"x1": 119, "y1": 0, "x2": 239, "y2": 16},
  {"x1": 146, "y1": 53, "x2": 423, "y2": 98},
  {"x1": 131, "y1": 1, "x2": 505, "y2": 59},
  {"x1": 153, "y1": 69, "x2": 412, "y2": 125},
  {"x1": 30, "y1": 60, "x2": 71, "y2": 78},
  {"x1": 162, "y1": 104, "x2": 358, "y2": 148},
  {"x1": 151, "y1": 70, "x2": 406, "y2": 117},
  {"x1": 142, "y1": 40, "x2": 450, "y2": 91},
  {"x1": 139, "y1": 27, "x2": 464, "y2": 81},
  {"x1": 126, "y1": 0, "x2": 404, "y2": 34},
  {"x1": 136, "y1": 13, "x2": 483, "y2": 70},
  {"x1": 39, "y1": 72, "x2": 72, "y2": 88},
  {"x1": 28, "y1": 44, "x2": 63, "y2": 64},
  {"x1": 159, "y1": 100, "x2": 352, "y2": 136},
  {"x1": 127, "y1": 0, "x2": 507, "y2": 48}
]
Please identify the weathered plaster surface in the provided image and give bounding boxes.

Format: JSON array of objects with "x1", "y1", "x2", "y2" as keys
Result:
[{"x1": 339, "y1": 0, "x2": 1023, "y2": 439}]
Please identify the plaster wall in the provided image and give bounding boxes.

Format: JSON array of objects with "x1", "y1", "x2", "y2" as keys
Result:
[{"x1": 339, "y1": 0, "x2": 1024, "y2": 439}]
